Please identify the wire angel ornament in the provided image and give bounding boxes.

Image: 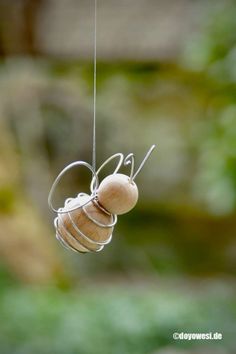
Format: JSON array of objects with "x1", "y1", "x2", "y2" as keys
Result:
[{"x1": 48, "y1": 145, "x2": 155, "y2": 253}]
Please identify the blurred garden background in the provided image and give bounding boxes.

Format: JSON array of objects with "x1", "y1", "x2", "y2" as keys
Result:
[{"x1": 0, "y1": 0, "x2": 236, "y2": 353}]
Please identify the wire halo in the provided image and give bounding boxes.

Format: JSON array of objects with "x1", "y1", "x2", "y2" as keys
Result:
[{"x1": 48, "y1": 161, "x2": 99, "y2": 214}]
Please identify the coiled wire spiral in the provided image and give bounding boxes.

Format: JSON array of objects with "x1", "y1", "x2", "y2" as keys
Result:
[{"x1": 54, "y1": 193, "x2": 117, "y2": 253}]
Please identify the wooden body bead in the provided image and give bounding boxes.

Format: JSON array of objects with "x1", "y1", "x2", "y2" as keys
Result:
[
  {"x1": 97, "y1": 173, "x2": 139, "y2": 215},
  {"x1": 57, "y1": 195, "x2": 113, "y2": 253}
]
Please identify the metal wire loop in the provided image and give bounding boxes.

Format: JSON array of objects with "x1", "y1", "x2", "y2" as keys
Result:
[
  {"x1": 90, "y1": 153, "x2": 124, "y2": 193},
  {"x1": 124, "y1": 153, "x2": 135, "y2": 182},
  {"x1": 133, "y1": 144, "x2": 156, "y2": 180},
  {"x1": 55, "y1": 217, "x2": 104, "y2": 253},
  {"x1": 54, "y1": 193, "x2": 115, "y2": 253},
  {"x1": 48, "y1": 161, "x2": 99, "y2": 214},
  {"x1": 82, "y1": 203, "x2": 117, "y2": 228}
]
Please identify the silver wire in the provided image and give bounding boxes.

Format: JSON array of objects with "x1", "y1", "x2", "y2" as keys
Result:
[
  {"x1": 132, "y1": 144, "x2": 156, "y2": 180},
  {"x1": 124, "y1": 153, "x2": 135, "y2": 182},
  {"x1": 47, "y1": 0, "x2": 156, "y2": 255},
  {"x1": 82, "y1": 203, "x2": 117, "y2": 228},
  {"x1": 90, "y1": 153, "x2": 124, "y2": 193},
  {"x1": 48, "y1": 161, "x2": 98, "y2": 214},
  {"x1": 92, "y1": 0, "x2": 97, "y2": 171},
  {"x1": 54, "y1": 192, "x2": 114, "y2": 253},
  {"x1": 55, "y1": 217, "x2": 99, "y2": 253}
]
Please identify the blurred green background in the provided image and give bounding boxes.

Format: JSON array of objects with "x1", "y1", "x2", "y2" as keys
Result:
[{"x1": 0, "y1": 0, "x2": 235, "y2": 353}]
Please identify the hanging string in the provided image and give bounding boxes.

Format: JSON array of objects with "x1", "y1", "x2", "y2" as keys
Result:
[{"x1": 92, "y1": 0, "x2": 97, "y2": 171}]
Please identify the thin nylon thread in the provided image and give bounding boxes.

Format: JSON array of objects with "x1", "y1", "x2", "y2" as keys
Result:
[{"x1": 92, "y1": 0, "x2": 97, "y2": 171}]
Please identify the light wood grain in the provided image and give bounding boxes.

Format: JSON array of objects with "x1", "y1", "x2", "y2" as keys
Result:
[
  {"x1": 58, "y1": 195, "x2": 113, "y2": 253},
  {"x1": 98, "y1": 173, "x2": 139, "y2": 215}
]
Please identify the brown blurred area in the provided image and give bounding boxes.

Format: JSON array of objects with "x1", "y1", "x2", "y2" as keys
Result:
[{"x1": 0, "y1": 0, "x2": 204, "y2": 59}]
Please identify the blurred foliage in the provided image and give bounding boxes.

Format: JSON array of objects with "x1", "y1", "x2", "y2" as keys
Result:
[
  {"x1": 182, "y1": 0, "x2": 236, "y2": 215},
  {"x1": 0, "y1": 280, "x2": 235, "y2": 354},
  {"x1": 0, "y1": 185, "x2": 15, "y2": 213}
]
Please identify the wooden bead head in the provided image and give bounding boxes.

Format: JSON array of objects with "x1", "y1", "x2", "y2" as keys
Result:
[{"x1": 97, "y1": 173, "x2": 139, "y2": 215}]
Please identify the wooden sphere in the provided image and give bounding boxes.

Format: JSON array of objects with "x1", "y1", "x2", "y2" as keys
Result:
[
  {"x1": 97, "y1": 173, "x2": 139, "y2": 215},
  {"x1": 57, "y1": 194, "x2": 113, "y2": 253}
]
